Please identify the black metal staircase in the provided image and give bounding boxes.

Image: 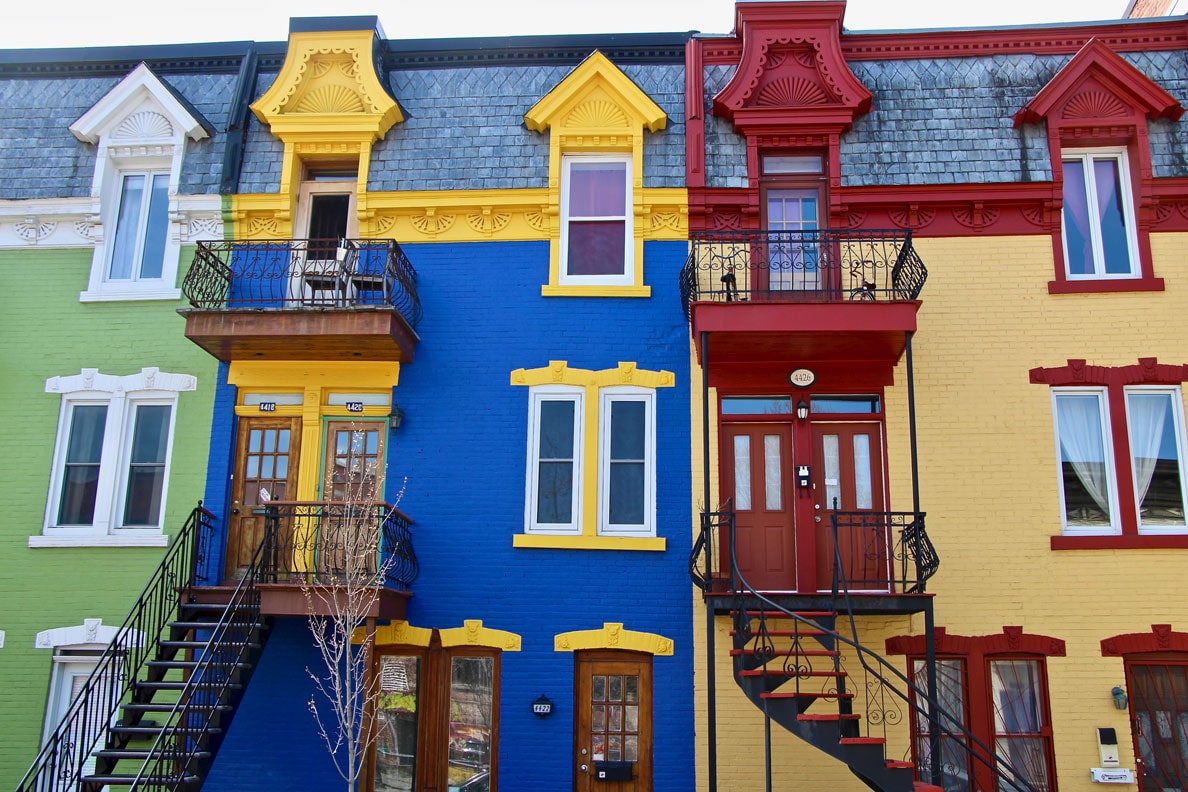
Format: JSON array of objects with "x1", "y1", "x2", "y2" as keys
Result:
[
  {"x1": 691, "y1": 504, "x2": 1040, "y2": 792},
  {"x1": 16, "y1": 504, "x2": 272, "y2": 792}
]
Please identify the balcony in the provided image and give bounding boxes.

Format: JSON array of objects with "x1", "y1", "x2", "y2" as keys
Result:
[
  {"x1": 252, "y1": 501, "x2": 417, "y2": 619},
  {"x1": 679, "y1": 229, "x2": 926, "y2": 371},
  {"x1": 180, "y1": 239, "x2": 422, "y2": 362}
]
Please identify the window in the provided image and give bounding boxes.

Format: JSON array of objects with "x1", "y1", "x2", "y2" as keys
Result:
[
  {"x1": 513, "y1": 361, "x2": 672, "y2": 548},
  {"x1": 560, "y1": 156, "x2": 632, "y2": 286},
  {"x1": 1051, "y1": 386, "x2": 1188, "y2": 536},
  {"x1": 598, "y1": 388, "x2": 655, "y2": 536},
  {"x1": 527, "y1": 387, "x2": 584, "y2": 534},
  {"x1": 37, "y1": 368, "x2": 196, "y2": 547},
  {"x1": 108, "y1": 172, "x2": 170, "y2": 283},
  {"x1": 1061, "y1": 149, "x2": 1139, "y2": 280},
  {"x1": 891, "y1": 629, "x2": 1064, "y2": 792}
]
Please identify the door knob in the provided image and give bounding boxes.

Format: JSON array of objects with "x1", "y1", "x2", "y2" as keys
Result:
[{"x1": 580, "y1": 764, "x2": 588, "y2": 772}]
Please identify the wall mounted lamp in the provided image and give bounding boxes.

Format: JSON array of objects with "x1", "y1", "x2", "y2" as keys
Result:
[
  {"x1": 389, "y1": 403, "x2": 405, "y2": 433},
  {"x1": 1111, "y1": 686, "x2": 1128, "y2": 710},
  {"x1": 796, "y1": 398, "x2": 809, "y2": 423}
]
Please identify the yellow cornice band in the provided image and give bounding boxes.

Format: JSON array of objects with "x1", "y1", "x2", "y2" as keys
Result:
[
  {"x1": 509, "y1": 361, "x2": 675, "y2": 389},
  {"x1": 439, "y1": 620, "x2": 522, "y2": 651},
  {"x1": 554, "y1": 623, "x2": 674, "y2": 656}
]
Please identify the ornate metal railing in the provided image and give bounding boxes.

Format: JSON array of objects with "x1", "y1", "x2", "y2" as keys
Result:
[
  {"x1": 690, "y1": 505, "x2": 1041, "y2": 792},
  {"x1": 16, "y1": 504, "x2": 217, "y2": 792},
  {"x1": 260, "y1": 501, "x2": 418, "y2": 590},
  {"x1": 831, "y1": 511, "x2": 939, "y2": 594},
  {"x1": 679, "y1": 229, "x2": 926, "y2": 317},
  {"x1": 128, "y1": 529, "x2": 268, "y2": 791},
  {"x1": 182, "y1": 238, "x2": 422, "y2": 329}
]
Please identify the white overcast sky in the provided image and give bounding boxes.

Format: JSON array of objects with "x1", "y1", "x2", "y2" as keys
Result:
[{"x1": 0, "y1": 0, "x2": 1144, "y2": 51}]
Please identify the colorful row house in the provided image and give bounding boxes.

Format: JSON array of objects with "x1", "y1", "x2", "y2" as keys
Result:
[
  {"x1": 683, "y1": 3, "x2": 1188, "y2": 792},
  {"x1": 5, "y1": 2, "x2": 1188, "y2": 792}
]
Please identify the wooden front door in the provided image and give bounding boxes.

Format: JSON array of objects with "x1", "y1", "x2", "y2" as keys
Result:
[
  {"x1": 226, "y1": 417, "x2": 300, "y2": 580},
  {"x1": 575, "y1": 651, "x2": 653, "y2": 792},
  {"x1": 1129, "y1": 660, "x2": 1188, "y2": 792},
  {"x1": 812, "y1": 422, "x2": 888, "y2": 592},
  {"x1": 722, "y1": 423, "x2": 796, "y2": 591},
  {"x1": 322, "y1": 421, "x2": 385, "y2": 501}
]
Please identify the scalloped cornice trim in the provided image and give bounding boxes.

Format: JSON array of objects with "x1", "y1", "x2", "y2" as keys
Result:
[
  {"x1": 554, "y1": 623, "x2": 674, "y2": 656},
  {"x1": 439, "y1": 620, "x2": 522, "y2": 651},
  {"x1": 510, "y1": 360, "x2": 675, "y2": 389}
]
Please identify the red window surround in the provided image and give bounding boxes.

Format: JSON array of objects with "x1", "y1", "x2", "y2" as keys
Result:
[
  {"x1": 887, "y1": 627, "x2": 1066, "y2": 792},
  {"x1": 1030, "y1": 358, "x2": 1188, "y2": 549}
]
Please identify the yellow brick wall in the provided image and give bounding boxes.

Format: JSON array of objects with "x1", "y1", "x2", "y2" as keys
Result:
[{"x1": 691, "y1": 231, "x2": 1188, "y2": 791}]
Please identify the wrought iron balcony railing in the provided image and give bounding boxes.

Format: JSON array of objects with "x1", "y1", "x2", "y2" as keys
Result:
[
  {"x1": 183, "y1": 239, "x2": 423, "y2": 330},
  {"x1": 679, "y1": 229, "x2": 926, "y2": 317},
  {"x1": 260, "y1": 501, "x2": 418, "y2": 590}
]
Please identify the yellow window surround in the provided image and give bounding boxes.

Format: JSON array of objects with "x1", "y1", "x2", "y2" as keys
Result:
[
  {"x1": 554, "y1": 623, "x2": 674, "y2": 656},
  {"x1": 510, "y1": 361, "x2": 674, "y2": 551},
  {"x1": 360, "y1": 620, "x2": 522, "y2": 651},
  {"x1": 524, "y1": 51, "x2": 668, "y2": 297}
]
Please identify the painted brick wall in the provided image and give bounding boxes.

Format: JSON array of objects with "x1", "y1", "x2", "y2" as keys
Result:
[
  {"x1": 0, "y1": 247, "x2": 217, "y2": 787},
  {"x1": 201, "y1": 239, "x2": 697, "y2": 790}
]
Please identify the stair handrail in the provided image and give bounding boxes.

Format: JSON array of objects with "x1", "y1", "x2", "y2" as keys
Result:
[
  {"x1": 15, "y1": 504, "x2": 217, "y2": 792},
  {"x1": 695, "y1": 503, "x2": 1040, "y2": 792},
  {"x1": 128, "y1": 519, "x2": 271, "y2": 790}
]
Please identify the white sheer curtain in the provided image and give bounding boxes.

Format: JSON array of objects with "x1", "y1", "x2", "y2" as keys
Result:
[
  {"x1": 1056, "y1": 394, "x2": 1111, "y2": 517},
  {"x1": 1128, "y1": 392, "x2": 1169, "y2": 509}
]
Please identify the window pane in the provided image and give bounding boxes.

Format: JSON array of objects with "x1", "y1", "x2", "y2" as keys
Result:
[
  {"x1": 138, "y1": 174, "x2": 170, "y2": 279},
  {"x1": 823, "y1": 434, "x2": 841, "y2": 509},
  {"x1": 1055, "y1": 393, "x2": 1114, "y2": 526},
  {"x1": 59, "y1": 405, "x2": 108, "y2": 525},
  {"x1": 1128, "y1": 392, "x2": 1186, "y2": 527},
  {"x1": 912, "y1": 659, "x2": 971, "y2": 792},
  {"x1": 536, "y1": 399, "x2": 576, "y2": 525},
  {"x1": 568, "y1": 161, "x2": 626, "y2": 217},
  {"x1": 991, "y1": 660, "x2": 1051, "y2": 792},
  {"x1": 608, "y1": 399, "x2": 647, "y2": 526},
  {"x1": 733, "y1": 435, "x2": 752, "y2": 511},
  {"x1": 124, "y1": 405, "x2": 171, "y2": 526},
  {"x1": 1093, "y1": 158, "x2": 1132, "y2": 276},
  {"x1": 720, "y1": 397, "x2": 791, "y2": 415},
  {"x1": 537, "y1": 462, "x2": 573, "y2": 523},
  {"x1": 109, "y1": 174, "x2": 146, "y2": 280},
  {"x1": 567, "y1": 221, "x2": 626, "y2": 276},
  {"x1": 448, "y1": 656, "x2": 493, "y2": 790},
  {"x1": 764, "y1": 434, "x2": 782, "y2": 511},
  {"x1": 609, "y1": 462, "x2": 645, "y2": 525},
  {"x1": 376, "y1": 655, "x2": 419, "y2": 792},
  {"x1": 1061, "y1": 159, "x2": 1094, "y2": 276},
  {"x1": 539, "y1": 401, "x2": 575, "y2": 458},
  {"x1": 853, "y1": 434, "x2": 872, "y2": 510},
  {"x1": 609, "y1": 401, "x2": 645, "y2": 459}
]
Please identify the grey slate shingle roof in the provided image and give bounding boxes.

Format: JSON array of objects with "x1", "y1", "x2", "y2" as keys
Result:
[{"x1": 704, "y1": 49, "x2": 1188, "y2": 188}]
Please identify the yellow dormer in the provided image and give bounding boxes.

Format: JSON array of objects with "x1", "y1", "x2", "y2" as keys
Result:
[{"x1": 525, "y1": 51, "x2": 669, "y2": 297}]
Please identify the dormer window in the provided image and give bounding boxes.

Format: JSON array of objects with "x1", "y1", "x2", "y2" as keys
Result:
[
  {"x1": 1060, "y1": 149, "x2": 1140, "y2": 280},
  {"x1": 108, "y1": 172, "x2": 170, "y2": 282}
]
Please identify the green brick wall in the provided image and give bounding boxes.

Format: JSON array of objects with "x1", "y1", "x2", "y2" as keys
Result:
[{"x1": 0, "y1": 246, "x2": 217, "y2": 786}]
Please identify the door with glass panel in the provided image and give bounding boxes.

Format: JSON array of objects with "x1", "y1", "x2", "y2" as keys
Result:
[
  {"x1": 575, "y1": 651, "x2": 653, "y2": 792},
  {"x1": 722, "y1": 423, "x2": 796, "y2": 591},
  {"x1": 226, "y1": 417, "x2": 300, "y2": 580},
  {"x1": 812, "y1": 422, "x2": 888, "y2": 592},
  {"x1": 765, "y1": 188, "x2": 820, "y2": 293},
  {"x1": 1128, "y1": 660, "x2": 1188, "y2": 792}
]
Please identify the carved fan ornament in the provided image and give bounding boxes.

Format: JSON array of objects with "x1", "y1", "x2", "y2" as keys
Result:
[
  {"x1": 755, "y1": 77, "x2": 830, "y2": 107},
  {"x1": 1063, "y1": 90, "x2": 1130, "y2": 120},
  {"x1": 113, "y1": 111, "x2": 173, "y2": 139},
  {"x1": 409, "y1": 213, "x2": 456, "y2": 236},
  {"x1": 565, "y1": 100, "x2": 629, "y2": 130},
  {"x1": 293, "y1": 85, "x2": 366, "y2": 114}
]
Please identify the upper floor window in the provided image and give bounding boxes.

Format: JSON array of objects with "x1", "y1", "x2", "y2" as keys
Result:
[
  {"x1": 598, "y1": 387, "x2": 656, "y2": 536},
  {"x1": 1061, "y1": 149, "x2": 1139, "y2": 280},
  {"x1": 527, "y1": 385, "x2": 584, "y2": 534},
  {"x1": 35, "y1": 367, "x2": 196, "y2": 548},
  {"x1": 560, "y1": 156, "x2": 632, "y2": 286},
  {"x1": 108, "y1": 172, "x2": 170, "y2": 282}
]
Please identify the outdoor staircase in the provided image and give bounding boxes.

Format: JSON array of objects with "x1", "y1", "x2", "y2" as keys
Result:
[
  {"x1": 729, "y1": 605, "x2": 941, "y2": 792},
  {"x1": 17, "y1": 505, "x2": 273, "y2": 792}
]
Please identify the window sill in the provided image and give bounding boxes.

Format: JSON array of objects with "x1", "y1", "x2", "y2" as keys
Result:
[
  {"x1": 1047, "y1": 277, "x2": 1164, "y2": 295},
  {"x1": 79, "y1": 287, "x2": 181, "y2": 303},
  {"x1": 541, "y1": 284, "x2": 651, "y2": 298},
  {"x1": 1050, "y1": 534, "x2": 1188, "y2": 550},
  {"x1": 513, "y1": 533, "x2": 665, "y2": 551},
  {"x1": 29, "y1": 534, "x2": 169, "y2": 548}
]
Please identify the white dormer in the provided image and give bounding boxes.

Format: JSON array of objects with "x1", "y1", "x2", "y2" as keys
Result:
[{"x1": 69, "y1": 63, "x2": 214, "y2": 302}]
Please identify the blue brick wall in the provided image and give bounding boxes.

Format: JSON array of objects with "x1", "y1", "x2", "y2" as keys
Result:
[
  {"x1": 199, "y1": 361, "x2": 237, "y2": 585},
  {"x1": 202, "y1": 239, "x2": 696, "y2": 790}
]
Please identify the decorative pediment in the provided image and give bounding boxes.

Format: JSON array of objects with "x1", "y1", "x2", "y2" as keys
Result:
[
  {"x1": 1013, "y1": 38, "x2": 1183, "y2": 127},
  {"x1": 712, "y1": 1, "x2": 871, "y2": 134},
  {"x1": 69, "y1": 62, "x2": 209, "y2": 145},
  {"x1": 251, "y1": 28, "x2": 403, "y2": 143},
  {"x1": 524, "y1": 50, "x2": 667, "y2": 138}
]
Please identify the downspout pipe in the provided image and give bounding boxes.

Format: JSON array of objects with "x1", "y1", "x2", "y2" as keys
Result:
[{"x1": 219, "y1": 46, "x2": 258, "y2": 197}]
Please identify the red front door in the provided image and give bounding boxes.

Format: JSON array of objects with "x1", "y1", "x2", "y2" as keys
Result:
[
  {"x1": 722, "y1": 423, "x2": 796, "y2": 591},
  {"x1": 812, "y1": 422, "x2": 889, "y2": 592}
]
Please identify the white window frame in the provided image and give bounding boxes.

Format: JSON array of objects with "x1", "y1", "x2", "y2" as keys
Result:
[
  {"x1": 69, "y1": 63, "x2": 210, "y2": 303},
  {"x1": 525, "y1": 385, "x2": 584, "y2": 535},
  {"x1": 1060, "y1": 147, "x2": 1141, "y2": 281},
  {"x1": 1124, "y1": 385, "x2": 1188, "y2": 535},
  {"x1": 106, "y1": 170, "x2": 172, "y2": 284},
  {"x1": 34, "y1": 368, "x2": 196, "y2": 548},
  {"x1": 1051, "y1": 387, "x2": 1122, "y2": 536},
  {"x1": 558, "y1": 154, "x2": 633, "y2": 287},
  {"x1": 597, "y1": 386, "x2": 656, "y2": 537}
]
